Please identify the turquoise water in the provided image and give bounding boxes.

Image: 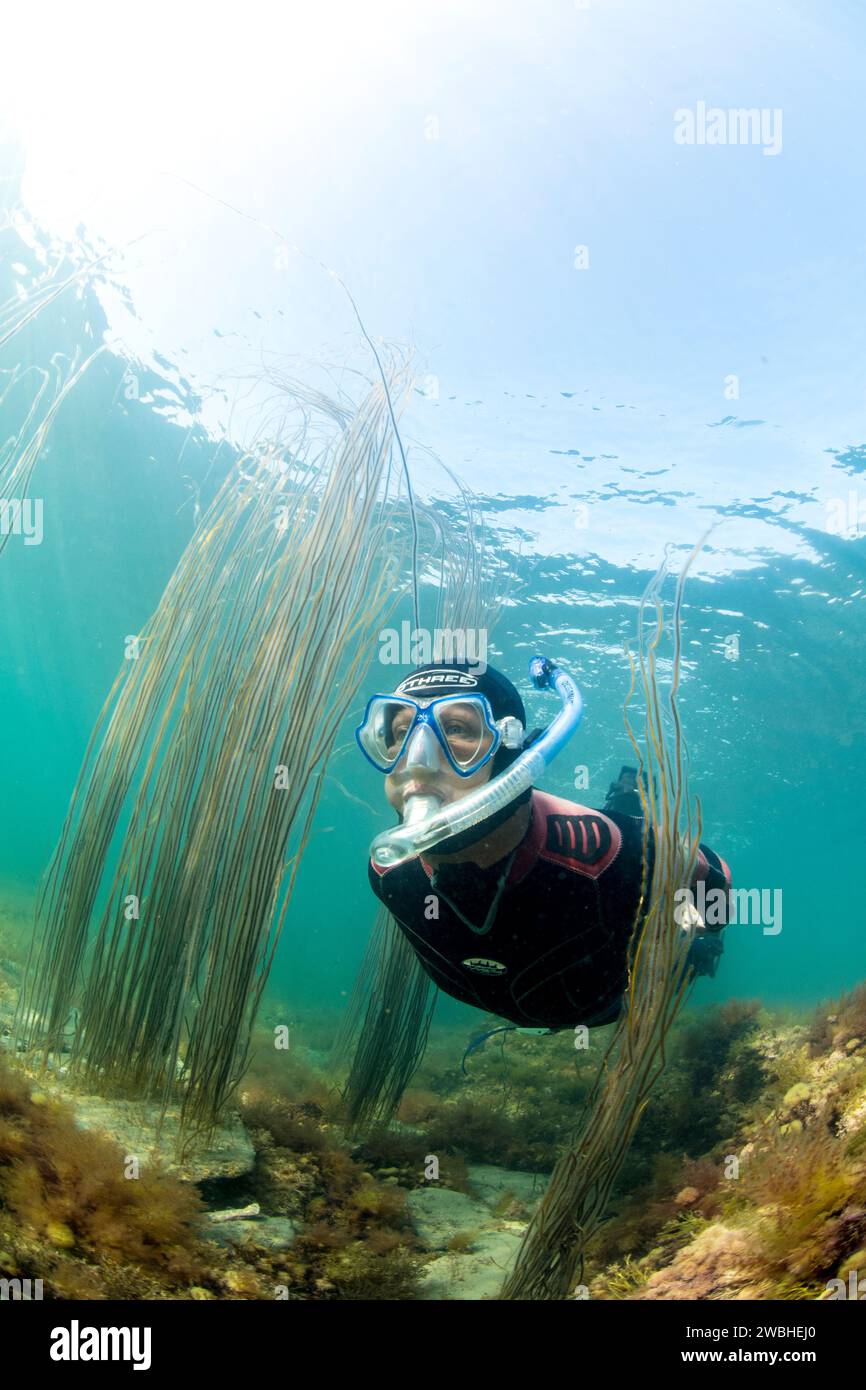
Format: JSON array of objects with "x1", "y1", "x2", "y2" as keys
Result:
[
  {"x1": 2, "y1": 2, "x2": 865, "y2": 1043},
  {"x1": 1, "y1": 204, "x2": 862, "y2": 1035}
]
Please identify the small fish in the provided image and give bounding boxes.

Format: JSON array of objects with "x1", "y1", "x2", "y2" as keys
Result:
[{"x1": 460, "y1": 1024, "x2": 515, "y2": 1075}]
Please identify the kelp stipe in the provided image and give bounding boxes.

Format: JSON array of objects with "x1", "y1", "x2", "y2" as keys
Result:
[
  {"x1": 335, "y1": 494, "x2": 512, "y2": 1131},
  {"x1": 499, "y1": 542, "x2": 704, "y2": 1301},
  {"x1": 15, "y1": 365, "x2": 414, "y2": 1137},
  {"x1": 0, "y1": 207, "x2": 133, "y2": 554},
  {"x1": 336, "y1": 907, "x2": 437, "y2": 1132}
]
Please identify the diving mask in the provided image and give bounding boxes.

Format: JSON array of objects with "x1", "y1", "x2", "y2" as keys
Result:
[{"x1": 355, "y1": 693, "x2": 524, "y2": 778}]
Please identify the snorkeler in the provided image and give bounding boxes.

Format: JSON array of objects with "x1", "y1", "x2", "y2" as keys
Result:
[{"x1": 357, "y1": 660, "x2": 731, "y2": 1033}]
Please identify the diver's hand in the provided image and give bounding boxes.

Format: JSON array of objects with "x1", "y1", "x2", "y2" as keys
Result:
[
  {"x1": 678, "y1": 899, "x2": 725, "y2": 977},
  {"x1": 678, "y1": 900, "x2": 706, "y2": 936}
]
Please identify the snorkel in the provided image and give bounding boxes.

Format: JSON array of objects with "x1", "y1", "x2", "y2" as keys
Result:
[{"x1": 369, "y1": 656, "x2": 583, "y2": 868}]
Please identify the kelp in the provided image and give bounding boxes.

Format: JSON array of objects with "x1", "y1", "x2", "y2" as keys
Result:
[
  {"x1": 0, "y1": 210, "x2": 104, "y2": 353},
  {"x1": 499, "y1": 543, "x2": 704, "y2": 1300},
  {"x1": 0, "y1": 214, "x2": 108, "y2": 555},
  {"x1": 16, "y1": 361, "x2": 416, "y2": 1136},
  {"x1": 0, "y1": 349, "x2": 105, "y2": 555},
  {"x1": 335, "y1": 489, "x2": 510, "y2": 1130},
  {"x1": 337, "y1": 908, "x2": 438, "y2": 1131}
]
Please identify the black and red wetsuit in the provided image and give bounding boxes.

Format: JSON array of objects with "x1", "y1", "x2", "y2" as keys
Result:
[{"x1": 369, "y1": 790, "x2": 732, "y2": 1030}]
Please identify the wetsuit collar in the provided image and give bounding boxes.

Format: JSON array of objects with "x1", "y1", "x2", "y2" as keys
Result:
[{"x1": 419, "y1": 791, "x2": 544, "y2": 887}]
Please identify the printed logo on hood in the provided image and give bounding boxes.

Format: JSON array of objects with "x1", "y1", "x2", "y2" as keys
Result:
[
  {"x1": 461, "y1": 956, "x2": 508, "y2": 976},
  {"x1": 395, "y1": 670, "x2": 479, "y2": 696}
]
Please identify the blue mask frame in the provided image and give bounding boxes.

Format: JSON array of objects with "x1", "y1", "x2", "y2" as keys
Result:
[{"x1": 356, "y1": 693, "x2": 503, "y2": 777}]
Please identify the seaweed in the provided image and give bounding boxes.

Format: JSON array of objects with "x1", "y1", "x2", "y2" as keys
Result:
[
  {"x1": 238, "y1": 1081, "x2": 424, "y2": 1300},
  {"x1": 17, "y1": 368, "x2": 413, "y2": 1139},
  {"x1": 0, "y1": 1057, "x2": 227, "y2": 1298},
  {"x1": 581, "y1": 998, "x2": 866, "y2": 1300},
  {"x1": 808, "y1": 985, "x2": 866, "y2": 1057},
  {"x1": 735, "y1": 1123, "x2": 866, "y2": 1286}
]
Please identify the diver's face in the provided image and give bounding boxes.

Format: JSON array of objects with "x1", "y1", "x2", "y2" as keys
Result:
[{"x1": 384, "y1": 699, "x2": 494, "y2": 815}]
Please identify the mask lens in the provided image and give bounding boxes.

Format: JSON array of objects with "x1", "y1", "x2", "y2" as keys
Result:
[
  {"x1": 358, "y1": 697, "x2": 419, "y2": 770},
  {"x1": 431, "y1": 698, "x2": 495, "y2": 771}
]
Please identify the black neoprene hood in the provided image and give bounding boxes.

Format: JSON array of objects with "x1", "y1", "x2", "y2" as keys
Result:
[{"x1": 392, "y1": 661, "x2": 527, "y2": 728}]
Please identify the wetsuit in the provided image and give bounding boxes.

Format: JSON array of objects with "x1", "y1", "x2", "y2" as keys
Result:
[{"x1": 368, "y1": 790, "x2": 732, "y2": 1031}]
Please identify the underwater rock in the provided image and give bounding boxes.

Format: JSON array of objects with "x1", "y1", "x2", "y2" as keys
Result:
[
  {"x1": 840, "y1": 1089, "x2": 866, "y2": 1137},
  {"x1": 408, "y1": 1162, "x2": 546, "y2": 1252},
  {"x1": 782, "y1": 1082, "x2": 811, "y2": 1108},
  {"x1": 407, "y1": 1164, "x2": 548, "y2": 1299},
  {"x1": 466, "y1": 1163, "x2": 548, "y2": 1211},
  {"x1": 203, "y1": 1215, "x2": 298, "y2": 1252},
  {"x1": 407, "y1": 1187, "x2": 493, "y2": 1250},
  {"x1": 0, "y1": 982, "x2": 18, "y2": 1047},
  {"x1": 418, "y1": 1228, "x2": 525, "y2": 1300},
  {"x1": 250, "y1": 1143, "x2": 318, "y2": 1218},
  {"x1": 43, "y1": 1089, "x2": 256, "y2": 1183},
  {"x1": 632, "y1": 1223, "x2": 768, "y2": 1300},
  {"x1": 0, "y1": 1002, "x2": 78, "y2": 1056}
]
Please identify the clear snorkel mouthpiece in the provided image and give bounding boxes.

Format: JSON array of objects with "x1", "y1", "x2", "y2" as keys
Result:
[
  {"x1": 402, "y1": 791, "x2": 444, "y2": 826},
  {"x1": 370, "y1": 656, "x2": 583, "y2": 868}
]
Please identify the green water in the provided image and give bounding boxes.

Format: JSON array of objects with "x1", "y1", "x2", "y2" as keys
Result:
[{"x1": 1, "y1": 200, "x2": 864, "y2": 1048}]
